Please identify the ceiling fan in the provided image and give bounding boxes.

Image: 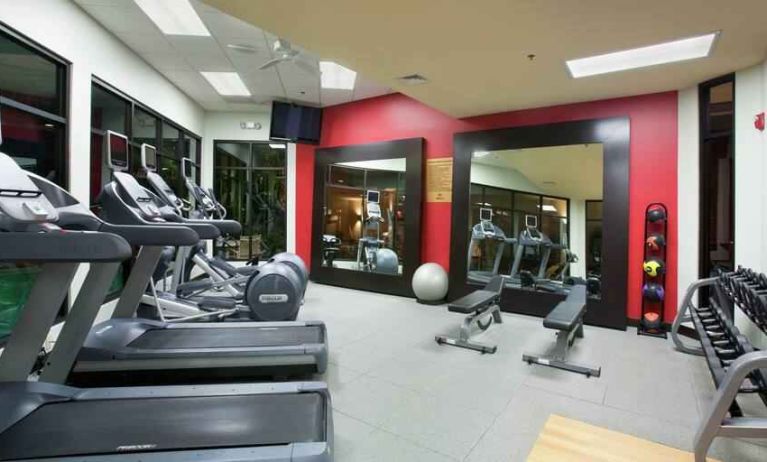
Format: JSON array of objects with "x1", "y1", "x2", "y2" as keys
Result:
[{"x1": 259, "y1": 39, "x2": 319, "y2": 76}]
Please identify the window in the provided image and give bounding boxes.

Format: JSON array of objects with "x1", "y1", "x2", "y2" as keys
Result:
[
  {"x1": 89, "y1": 81, "x2": 201, "y2": 205},
  {"x1": 214, "y1": 141, "x2": 288, "y2": 260},
  {"x1": 469, "y1": 184, "x2": 570, "y2": 275},
  {"x1": 0, "y1": 26, "x2": 67, "y2": 342},
  {"x1": 88, "y1": 81, "x2": 202, "y2": 299}
]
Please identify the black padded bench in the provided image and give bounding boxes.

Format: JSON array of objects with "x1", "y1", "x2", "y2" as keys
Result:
[
  {"x1": 522, "y1": 284, "x2": 601, "y2": 377},
  {"x1": 435, "y1": 276, "x2": 504, "y2": 354}
]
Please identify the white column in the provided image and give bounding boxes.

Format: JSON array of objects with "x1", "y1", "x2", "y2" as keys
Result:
[{"x1": 677, "y1": 87, "x2": 700, "y2": 297}]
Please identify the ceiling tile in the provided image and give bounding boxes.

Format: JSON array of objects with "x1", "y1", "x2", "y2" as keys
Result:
[
  {"x1": 166, "y1": 36, "x2": 223, "y2": 55},
  {"x1": 76, "y1": 3, "x2": 157, "y2": 34},
  {"x1": 113, "y1": 29, "x2": 174, "y2": 53},
  {"x1": 184, "y1": 53, "x2": 234, "y2": 72},
  {"x1": 321, "y1": 88, "x2": 354, "y2": 107},
  {"x1": 141, "y1": 52, "x2": 193, "y2": 72},
  {"x1": 240, "y1": 70, "x2": 286, "y2": 98}
]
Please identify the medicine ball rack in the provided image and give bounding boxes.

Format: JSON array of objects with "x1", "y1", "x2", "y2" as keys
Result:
[{"x1": 639, "y1": 202, "x2": 668, "y2": 338}]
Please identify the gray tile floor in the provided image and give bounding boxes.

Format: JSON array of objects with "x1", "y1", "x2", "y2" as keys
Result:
[{"x1": 299, "y1": 282, "x2": 767, "y2": 461}]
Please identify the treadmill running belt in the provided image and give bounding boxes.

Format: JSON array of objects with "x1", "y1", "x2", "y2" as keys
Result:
[
  {"x1": 128, "y1": 325, "x2": 324, "y2": 349},
  {"x1": 0, "y1": 393, "x2": 325, "y2": 459}
]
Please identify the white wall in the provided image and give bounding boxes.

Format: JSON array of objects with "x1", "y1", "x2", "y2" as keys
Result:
[
  {"x1": 734, "y1": 62, "x2": 767, "y2": 348},
  {"x1": 470, "y1": 163, "x2": 588, "y2": 277},
  {"x1": 201, "y1": 110, "x2": 299, "y2": 252},
  {"x1": 677, "y1": 87, "x2": 700, "y2": 302}
]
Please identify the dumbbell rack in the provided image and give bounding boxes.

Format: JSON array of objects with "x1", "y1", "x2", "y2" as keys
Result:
[{"x1": 638, "y1": 202, "x2": 668, "y2": 338}]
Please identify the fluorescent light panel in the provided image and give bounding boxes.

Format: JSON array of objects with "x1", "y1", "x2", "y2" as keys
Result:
[
  {"x1": 541, "y1": 205, "x2": 557, "y2": 212},
  {"x1": 200, "y1": 72, "x2": 251, "y2": 96},
  {"x1": 269, "y1": 143, "x2": 286, "y2": 149},
  {"x1": 566, "y1": 32, "x2": 718, "y2": 78},
  {"x1": 320, "y1": 61, "x2": 357, "y2": 90},
  {"x1": 134, "y1": 0, "x2": 210, "y2": 36}
]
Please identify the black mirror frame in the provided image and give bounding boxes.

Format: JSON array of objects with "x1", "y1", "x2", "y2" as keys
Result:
[
  {"x1": 449, "y1": 118, "x2": 630, "y2": 330},
  {"x1": 311, "y1": 138, "x2": 424, "y2": 297}
]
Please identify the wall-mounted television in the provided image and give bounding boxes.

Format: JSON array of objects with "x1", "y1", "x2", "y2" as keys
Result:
[{"x1": 269, "y1": 101, "x2": 322, "y2": 144}]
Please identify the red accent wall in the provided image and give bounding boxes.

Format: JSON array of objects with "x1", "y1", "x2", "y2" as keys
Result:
[{"x1": 296, "y1": 92, "x2": 678, "y2": 322}]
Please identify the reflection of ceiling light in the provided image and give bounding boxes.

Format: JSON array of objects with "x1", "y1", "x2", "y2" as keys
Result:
[
  {"x1": 542, "y1": 205, "x2": 557, "y2": 212},
  {"x1": 566, "y1": 32, "x2": 718, "y2": 78},
  {"x1": 44, "y1": 123, "x2": 54, "y2": 128},
  {"x1": 200, "y1": 72, "x2": 251, "y2": 96},
  {"x1": 472, "y1": 151, "x2": 492, "y2": 158},
  {"x1": 320, "y1": 61, "x2": 357, "y2": 90},
  {"x1": 269, "y1": 143, "x2": 286, "y2": 149},
  {"x1": 134, "y1": 0, "x2": 210, "y2": 36}
]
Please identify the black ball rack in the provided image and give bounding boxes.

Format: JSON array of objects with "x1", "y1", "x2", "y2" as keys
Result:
[{"x1": 639, "y1": 202, "x2": 668, "y2": 338}]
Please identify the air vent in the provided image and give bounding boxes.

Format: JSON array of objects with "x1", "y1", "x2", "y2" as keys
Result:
[{"x1": 397, "y1": 74, "x2": 429, "y2": 85}]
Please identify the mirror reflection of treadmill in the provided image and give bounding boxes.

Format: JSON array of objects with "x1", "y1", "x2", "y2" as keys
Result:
[{"x1": 525, "y1": 214, "x2": 541, "y2": 239}]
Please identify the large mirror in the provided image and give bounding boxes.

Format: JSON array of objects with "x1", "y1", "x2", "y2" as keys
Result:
[
  {"x1": 449, "y1": 119, "x2": 629, "y2": 330},
  {"x1": 311, "y1": 138, "x2": 423, "y2": 297},
  {"x1": 321, "y1": 159, "x2": 406, "y2": 275},
  {"x1": 467, "y1": 144, "x2": 603, "y2": 298}
]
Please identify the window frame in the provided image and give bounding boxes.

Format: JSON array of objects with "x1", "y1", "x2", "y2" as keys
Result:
[
  {"x1": 0, "y1": 22, "x2": 70, "y2": 345},
  {"x1": 89, "y1": 78, "x2": 202, "y2": 195}
]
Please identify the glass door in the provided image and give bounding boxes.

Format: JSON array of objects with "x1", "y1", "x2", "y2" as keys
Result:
[{"x1": 213, "y1": 141, "x2": 287, "y2": 260}]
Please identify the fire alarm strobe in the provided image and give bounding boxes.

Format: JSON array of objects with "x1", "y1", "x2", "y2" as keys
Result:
[{"x1": 755, "y1": 112, "x2": 765, "y2": 132}]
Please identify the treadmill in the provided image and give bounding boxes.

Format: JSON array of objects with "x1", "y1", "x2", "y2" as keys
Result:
[
  {"x1": 33, "y1": 133, "x2": 328, "y2": 386},
  {"x1": 0, "y1": 152, "x2": 333, "y2": 461},
  {"x1": 466, "y1": 208, "x2": 516, "y2": 285}
]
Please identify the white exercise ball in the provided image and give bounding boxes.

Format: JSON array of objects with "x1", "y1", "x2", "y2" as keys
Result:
[{"x1": 412, "y1": 262, "x2": 449, "y2": 302}]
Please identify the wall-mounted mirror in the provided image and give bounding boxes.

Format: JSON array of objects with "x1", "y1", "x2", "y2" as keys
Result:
[
  {"x1": 467, "y1": 144, "x2": 603, "y2": 298},
  {"x1": 449, "y1": 118, "x2": 629, "y2": 330},
  {"x1": 321, "y1": 159, "x2": 406, "y2": 276},
  {"x1": 312, "y1": 138, "x2": 422, "y2": 297}
]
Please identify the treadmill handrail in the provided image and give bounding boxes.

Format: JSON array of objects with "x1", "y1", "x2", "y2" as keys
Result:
[
  {"x1": 99, "y1": 223, "x2": 199, "y2": 247},
  {"x1": 0, "y1": 231, "x2": 131, "y2": 263}
]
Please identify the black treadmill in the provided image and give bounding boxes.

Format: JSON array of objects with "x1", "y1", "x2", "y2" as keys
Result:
[{"x1": 0, "y1": 152, "x2": 333, "y2": 461}]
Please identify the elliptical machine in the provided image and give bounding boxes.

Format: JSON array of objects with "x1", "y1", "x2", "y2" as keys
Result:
[
  {"x1": 104, "y1": 137, "x2": 302, "y2": 322},
  {"x1": 466, "y1": 208, "x2": 516, "y2": 284},
  {"x1": 356, "y1": 190, "x2": 399, "y2": 274}
]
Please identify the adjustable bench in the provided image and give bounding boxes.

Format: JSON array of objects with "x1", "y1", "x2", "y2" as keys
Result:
[
  {"x1": 435, "y1": 276, "x2": 505, "y2": 354},
  {"x1": 522, "y1": 284, "x2": 601, "y2": 377}
]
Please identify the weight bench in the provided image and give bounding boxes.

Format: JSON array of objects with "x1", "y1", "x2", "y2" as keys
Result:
[
  {"x1": 522, "y1": 284, "x2": 601, "y2": 377},
  {"x1": 435, "y1": 276, "x2": 504, "y2": 354}
]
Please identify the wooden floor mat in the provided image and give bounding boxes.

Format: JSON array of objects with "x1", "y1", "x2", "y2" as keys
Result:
[{"x1": 527, "y1": 414, "x2": 720, "y2": 461}]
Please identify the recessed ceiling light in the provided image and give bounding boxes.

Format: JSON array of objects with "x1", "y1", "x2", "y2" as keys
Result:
[
  {"x1": 566, "y1": 32, "x2": 719, "y2": 78},
  {"x1": 269, "y1": 143, "x2": 286, "y2": 149},
  {"x1": 134, "y1": 0, "x2": 210, "y2": 36},
  {"x1": 200, "y1": 72, "x2": 251, "y2": 96},
  {"x1": 320, "y1": 61, "x2": 356, "y2": 90}
]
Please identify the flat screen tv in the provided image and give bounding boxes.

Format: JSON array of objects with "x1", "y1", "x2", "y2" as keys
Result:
[{"x1": 269, "y1": 101, "x2": 322, "y2": 144}]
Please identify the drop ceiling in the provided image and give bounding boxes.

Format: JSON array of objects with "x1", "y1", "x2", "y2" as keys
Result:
[
  {"x1": 205, "y1": 0, "x2": 767, "y2": 117},
  {"x1": 73, "y1": 0, "x2": 391, "y2": 112}
]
